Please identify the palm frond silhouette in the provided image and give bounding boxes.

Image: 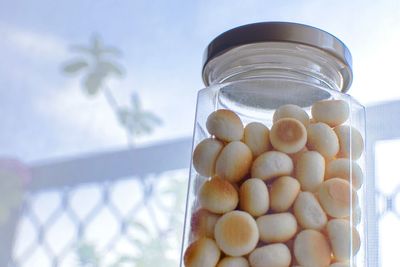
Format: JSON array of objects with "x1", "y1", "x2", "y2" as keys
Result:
[
  {"x1": 118, "y1": 93, "x2": 162, "y2": 137},
  {"x1": 61, "y1": 34, "x2": 162, "y2": 143},
  {"x1": 62, "y1": 34, "x2": 124, "y2": 96}
]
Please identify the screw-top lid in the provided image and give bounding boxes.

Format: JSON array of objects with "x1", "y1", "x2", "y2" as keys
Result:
[{"x1": 203, "y1": 22, "x2": 353, "y2": 92}]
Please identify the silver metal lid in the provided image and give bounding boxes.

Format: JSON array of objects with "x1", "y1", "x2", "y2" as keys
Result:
[{"x1": 203, "y1": 22, "x2": 353, "y2": 91}]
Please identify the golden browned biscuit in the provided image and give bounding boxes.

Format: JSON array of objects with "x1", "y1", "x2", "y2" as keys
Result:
[
  {"x1": 190, "y1": 209, "x2": 221, "y2": 240},
  {"x1": 243, "y1": 122, "x2": 271, "y2": 157},
  {"x1": 217, "y1": 256, "x2": 249, "y2": 267},
  {"x1": 273, "y1": 104, "x2": 310, "y2": 128},
  {"x1": 270, "y1": 118, "x2": 307, "y2": 154},
  {"x1": 293, "y1": 191, "x2": 327, "y2": 230},
  {"x1": 249, "y1": 243, "x2": 291, "y2": 267},
  {"x1": 256, "y1": 213, "x2": 297, "y2": 243},
  {"x1": 326, "y1": 159, "x2": 363, "y2": 189},
  {"x1": 307, "y1": 122, "x2": 339, "y2": 159},
  {"x1": 193, "y1": 138, "x2": 224, "y2": 177},
  {"x1": 294, "y1": 229, "x2": 331, "y2": 267},
  {"x1": 295, "y1": 151, "x2": 325, "y2": 192},
  {"x1": 199, "y1": 177, "x2": 238, "y2": 214},
  {"x1": 206, "y1": 109, "x2": 244, "y2": 142},
  {"x1": 251, "y1": 151, "x2": 293, "y2": 181},
  {"x1": 215, "y1": 141, "x2": 253, "y2": 183},
  {"x1": 184, "y1": 237, "x2": 221, "y2": 267},
  {"x1": 270, "y1": 176, "x2": 300, "y2": 212},
  {"x1": 327, "y1": 219, "x2": 361, "y2": 262},
  {"x1": 239, "y1": 178, "x2": 269, "y2": 217},
  {"x1": 334, "y1": 125, "x2": 364, "y2": 160},
  {"x1": 214, "y1": 211, "x2": 259, "y2": 256},
  {"x1": 317, "y1": 178, "x2": 357, "y2": 218},
  {"x1": 311, "y1": 99, "x2": 349, "y2": 127}
]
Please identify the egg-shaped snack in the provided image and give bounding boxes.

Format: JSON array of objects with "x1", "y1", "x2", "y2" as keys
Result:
[
  {"x1": 311, "y1": 99, "x2": 349, "y2": 127},
  {"x1": 293, "y1": 191, "x2": 327, "y2": 230},
  {"x1": 273, "y1": 104, "x2": 310, "y2": 128},
  {"x1": 256, "y1": 212, "x2": 298, "y2": 243},
  {"x1": 184, "y1": 237, "x2": 221, "y2": 267},
  {"x1": 215, "y1": 141, "x2": 253, "y2": 183},
  {"x1": 214, "y1": 211, "x2": 259, "y2": 257},
  {"x1": 249, "y1": 243, "x2": 291, "y2": 267},
  {"x1": 295, "y1": 151, "x2": 325, "y2": 192},
  {"x1": 239, "y1": 178, "x2": 269, "y2": 217},
  {"x1": 270, "y1": 118, "x2": 307, "y2": 154},
  {"x1": 307, "y1": 122, "x2": 339, "y2": 159},
  {"x1": 243, "y1": 122, "x2": 271, "y2": 157},
  {"x1": 294, "y1": 229, "x2": 332, "y2": 267},
  {"x1": 193, "y1": 138, "x2": 224, "y2": 177},
  {"x1": 190, "y1": 208, "x2": 221, "y2": 239},
  {"x1": 251, "y1": 151, "x2": 294, "y2": 181},
  {"x1": 334, "y1": 125, "x2": 364, "y2": 160},
  {"x1": 199, "y1": 177, "x2": 239, "y2": 214},
  {"x1": 317, "y1": 178, "x2": 357, "y2": 218},
  {"x1": 206, "y1": 109, "x2": 244, "y2": 142},
  {"x1": 327, "y1": 219, "x2": 361, "y2": 262},
  {"x1": 270, "y1": 176, "x2": 300, "y2": 212}
]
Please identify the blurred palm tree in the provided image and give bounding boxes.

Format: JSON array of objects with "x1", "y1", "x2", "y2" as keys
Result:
[
  {"x1": 118, "y1": 93, "x2": 162, "y2": 138},
  {"x1": 62, "y1": 34, "x2": 123, "y2": 98},
  {"x1": 61, "y1": 34, "x2": 161, "y2": 143}
]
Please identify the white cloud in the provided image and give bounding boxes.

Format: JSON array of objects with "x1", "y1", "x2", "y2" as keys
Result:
[
  {"x1": 0, "y1": 22, "x2": 68, "y2": 61},
  {"x1": 34, "y1": 80, "x2": 128, "y2": 148}
]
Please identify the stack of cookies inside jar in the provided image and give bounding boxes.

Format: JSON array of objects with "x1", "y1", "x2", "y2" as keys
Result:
[{"x1": 183, "y1": 99, "x2": 363, "y2": 267}]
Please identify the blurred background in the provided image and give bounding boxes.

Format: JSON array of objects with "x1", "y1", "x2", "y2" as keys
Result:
[{"x1": 0, "y1": 0, "x2": 399, "y2": 266}]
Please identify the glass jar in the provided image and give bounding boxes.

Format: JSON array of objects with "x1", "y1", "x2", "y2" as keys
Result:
[{"x1": 181, "y1": 22, "x2": 366, "y2": 267}]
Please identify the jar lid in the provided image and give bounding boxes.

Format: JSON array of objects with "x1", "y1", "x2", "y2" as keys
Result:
[{"x1": 203, "y1": 22, "x2": 353, "y2": 92}]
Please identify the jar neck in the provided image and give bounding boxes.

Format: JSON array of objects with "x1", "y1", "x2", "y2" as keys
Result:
[{"x1": 202, "y1": 42, "x2": 352, "y2": 92}]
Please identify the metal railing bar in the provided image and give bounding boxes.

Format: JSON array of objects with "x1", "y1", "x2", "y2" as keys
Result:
[{"x1": 28, "y1": 138, "x2": 192, "y2": 192}]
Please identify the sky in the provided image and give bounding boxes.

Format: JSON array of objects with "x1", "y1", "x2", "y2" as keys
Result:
[{"x1": 0, "y1": 0, "x2": 399, "y2": 163}]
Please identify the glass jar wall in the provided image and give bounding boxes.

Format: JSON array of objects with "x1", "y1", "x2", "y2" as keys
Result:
[{"x1": 181, "y1": 22, "x2": 366, "y2": 267}]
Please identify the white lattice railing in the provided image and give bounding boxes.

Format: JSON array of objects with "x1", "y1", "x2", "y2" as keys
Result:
[
  {"x1": 365, "y1": 101, "x2": 400, "y2": 267},
  {"x1": 0, "y1": 138, "x2": 192, "y2": 267}
]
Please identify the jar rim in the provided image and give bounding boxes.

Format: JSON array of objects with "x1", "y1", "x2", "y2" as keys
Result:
[{"x1": 202, "y1": 22, "x2": 353, "y2": 92}]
